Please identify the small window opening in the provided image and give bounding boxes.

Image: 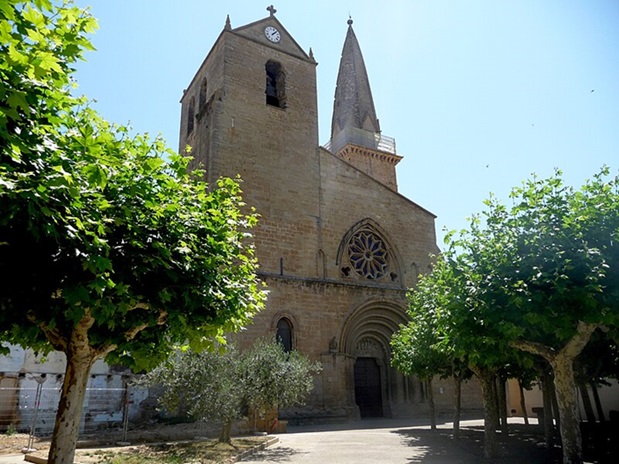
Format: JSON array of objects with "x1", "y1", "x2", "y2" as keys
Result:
[
  {"x1": 276, "y1": 318, "x2": 293, "y2": 353},
  {"x1": 265, "y1": 60, "x2": 286, "y2": 108},
  {"x1": 199, "y1": 77, "x2": 207, "y2": 108},
  {"x1": 187, "y1": 96, "x2": 195, "y2": 134}
]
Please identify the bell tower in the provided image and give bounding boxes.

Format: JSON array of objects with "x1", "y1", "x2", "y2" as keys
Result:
[
  {"x1": 178, "y1": 7, "x2": 321, "y2": 277},
  {"x1": 327, "y1": 18, "x2": 402, "y2": 191}
]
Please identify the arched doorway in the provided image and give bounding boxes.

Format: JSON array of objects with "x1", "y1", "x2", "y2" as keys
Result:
[{"x1": 339, "y1": 300, "x2": 415, "y2": 419}]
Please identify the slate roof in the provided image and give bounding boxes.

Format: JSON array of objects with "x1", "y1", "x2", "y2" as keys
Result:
[{"x1": 330, "y1": 19, "x2": 380, "y2": 141}]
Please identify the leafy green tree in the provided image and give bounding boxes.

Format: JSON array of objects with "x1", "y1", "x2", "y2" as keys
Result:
[
  {"x1": 147, "y1": 339, "x2": 321, "y2": 443},
  {"x1": 0, "y1": 2, "x2": 265, "y2": 463},
  {"x1": 487, "y1": 170, "x2": 618, "y2": 464},
  {"x1": 393, "y1": 254, "x2": 524, "y2": 457},
  {"x1": 391, "y1": 263, "x2": 455, "y2": 431},
  {"x1": 443, "y1": 170, "x2": 617, "y2": 464},
  {"x1": 394, "y1": 169, "x2": 619, "y2": 463}
]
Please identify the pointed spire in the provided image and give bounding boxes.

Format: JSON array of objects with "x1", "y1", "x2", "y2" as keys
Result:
[
  {"x1": 309, "y1": 47, "x2": 315, "y2": 61},
  {"x1": 330, "y1": 17, "x2": 380, "y2": 147},
  {"x1": 225, "y1": 15, "x2": 231, "y2": 30}
]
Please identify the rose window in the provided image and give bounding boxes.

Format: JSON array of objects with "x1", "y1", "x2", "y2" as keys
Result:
[{"x1": 347, "y1": 230, "x2": 388, "y2": 279}]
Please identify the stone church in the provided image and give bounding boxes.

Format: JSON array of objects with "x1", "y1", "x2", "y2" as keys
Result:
[{"x1": 179, "y1": 8, "x2": 478, "y2": 421}]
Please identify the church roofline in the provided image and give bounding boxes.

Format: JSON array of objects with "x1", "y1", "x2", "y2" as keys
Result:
[
  {"x1": 231, "y1": 15, "x2": 313, "y2": 61},
  {"x1": 181, "y1": 14, "x2": 315, "y2": 104},
  {"x1": 318, "y1": 146, "x2": 437, "y2": 219}
]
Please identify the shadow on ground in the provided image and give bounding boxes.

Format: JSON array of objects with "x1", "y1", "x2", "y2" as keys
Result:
[
  {"x1": 242, "y1": 446, "x2": 307, "y2": 462},
  {"x1": 394, "y1": 425, "x2": 562, "y2": 464}
]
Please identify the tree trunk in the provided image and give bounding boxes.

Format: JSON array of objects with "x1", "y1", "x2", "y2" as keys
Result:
[
  {"x1": 578, "y1": 383, "x2": 596, "y2": 422},
  {"x1": 550, "y1": 376, "x2": 561, "y2": 432},
  {"x1": 427, "y1": 378, "x2": 436, "y2": 430},
  {"x1": 47, "y1": 349, "x2": 95, "y2": 464},
  {"x1": 510, "y1": 323, "x2": 598, "y2": 464},
  {"x1": 219, "y1": 421, "x2": 232, "y2": 443},
  {"x1": 551, "y1": 354, "x2": 583, "y2": 464},
  {"x1": 589, "y1": 381, "x2": 605, "y2": 423},
  {"x1": 518, "y1": 379, "x2": 529, "y2": 425},
  {"x1": 472, "y1": 367, "x2": 500, "y2": 459},
  {"x1": 453, "y1": 375, "x2": 461, "y2": 440},
  {"x1": 489, "y1": 373, "x2": 500, "y2": 431},
  {"x1": 497, "y1": 375, "x2": 508, "y2": 434},
  {"x1": 541, "y1": 371, "x2": 555, "y2": 448}
]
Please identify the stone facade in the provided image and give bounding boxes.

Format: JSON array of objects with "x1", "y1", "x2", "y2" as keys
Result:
[{"x1": 179, "y1": 12, "x2": 483, "y2": 421}]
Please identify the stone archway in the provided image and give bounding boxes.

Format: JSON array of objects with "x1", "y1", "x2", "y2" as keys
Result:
[{"x1": 339, "y1": 300, "x2": 413, "y2": 418}]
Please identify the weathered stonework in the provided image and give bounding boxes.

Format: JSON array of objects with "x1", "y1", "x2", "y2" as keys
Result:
[{"x1": 179, "y1": 13, "x2": 482, "y2": 421}]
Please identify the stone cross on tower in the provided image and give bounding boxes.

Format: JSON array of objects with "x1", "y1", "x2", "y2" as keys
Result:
[{"x1": 267, "y1": 5, "x2": 277, "y2": 16}]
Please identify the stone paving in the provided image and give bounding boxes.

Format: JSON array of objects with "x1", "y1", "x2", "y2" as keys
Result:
[
  {"x1": 240, "y1": 418, "x2": 566, "y2": 464},
  {"x1": 3, "y1": 417, "x2": 607, "y2": 463}
]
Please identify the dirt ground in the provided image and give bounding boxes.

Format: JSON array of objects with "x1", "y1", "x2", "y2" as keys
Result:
[
  {"x1": 0, "y1": 422, "x2": 205, "y2": 455},
  {"x1": 0, "y1": 422, "x2": 270, "y2": 463}
]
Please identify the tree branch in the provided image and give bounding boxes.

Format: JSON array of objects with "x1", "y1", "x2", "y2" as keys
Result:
[
  {"x1": 124, "y1": 309, "x2": 168, "y2": 341},
  {"x1": 510, "y1": 321, "x2": 599, "y2": 363},
  {"x1": 559, "y1": 321, "x2": 598, "y2": 359},
  {"x1": 128, "y1": 302, "x2": 149, "y2": 311},
  {"x1": 510, "y1": 339, "x2": 556, "y2": 361},
  {"x1": 91, "y1": 310, "x2": 168, "y2": 359},
  {"x1": 27, "y1": 312, "x2": 68, "y2": 352}
]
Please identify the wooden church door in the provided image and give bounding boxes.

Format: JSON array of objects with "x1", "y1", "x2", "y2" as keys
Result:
[{"x1": 354, "y1": 357, "x2": 383, "y2": 417}]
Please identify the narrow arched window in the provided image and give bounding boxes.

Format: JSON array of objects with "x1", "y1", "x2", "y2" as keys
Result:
[
  {"x1": 265, "y1": 60, "x2": 286, "y2": 108},
  {"x1": 187, "y1": 96, "x2": 195, "y2": 134},
  {"x1": 276, "y1": 318, "x2": 293, "y2": 353},
  {"x1": 199, "y1": 77, "x2": 207, "y2": 108}
]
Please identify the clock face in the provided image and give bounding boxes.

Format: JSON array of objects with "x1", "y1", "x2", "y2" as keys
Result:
[{"x1": 264, "y1": 26, "x2": 281, "y2": 43}]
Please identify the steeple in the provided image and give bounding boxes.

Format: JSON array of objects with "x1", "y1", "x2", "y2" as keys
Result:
[
  {"x1": 327, "y1": 18, "x2": 402, "y2": 191},
  {"x1": 330, "y1": 18, "x2": 380, "y2": 141}
]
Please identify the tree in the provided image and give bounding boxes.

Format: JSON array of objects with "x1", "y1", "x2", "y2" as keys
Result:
[
  {"x1": 393, "y1": 254, "x2": 527, "y2": 457},
  {"x1": 391, "y1": 263, "x2": 457, "y2": 432},
  {"x1": 147, "y1": 339, "x2": 321, "y2": 443},
  {"x1": 239, "y1": 337, "x2": 322, "y2": 431},
  {"x1": 393, "y1": 169, "x2": 619, "y2": 463},
  {"x1": 486, "y1": 170, "x2": 618, "y2": 464},
  {"x1": 0, "y1": 2, "x2": 265, "y2": 463},
  {"x1": 443, "y1": 170, "x2": 618, "y2": 464},
  {"x1": 144, "y1": 347, "x2": 245, "y2": 444}
]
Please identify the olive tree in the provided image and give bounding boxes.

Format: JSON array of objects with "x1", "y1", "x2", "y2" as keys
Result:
[
  {"x1": 145, "y1": 347, "x2": 245, "y2": 444},
  {"x1": 239, "y1": 337, "x2": 322, "y2": 428},
  {"x1": 0, "y1": 2, "x2": 265, "y2": 463},
  {"x1": 147, "y1": 339, "x2": 321, "y2": 443}
]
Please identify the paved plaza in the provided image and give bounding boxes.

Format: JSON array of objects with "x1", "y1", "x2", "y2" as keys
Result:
[
  {"x1": 241, "y1": 417, "x2": 564, "y2": 464},
  {"x1": 0, "y1": 418, "x2": 571, "y2": 464}
]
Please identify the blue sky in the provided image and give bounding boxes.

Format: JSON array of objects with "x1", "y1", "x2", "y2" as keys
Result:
[{"x1": 73, "y1": 0, "x2": 619, "y2": 246}]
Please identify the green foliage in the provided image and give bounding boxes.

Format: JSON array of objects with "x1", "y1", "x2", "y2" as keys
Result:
[
  {"x1": 145, "y1": 339, "x2": 321, "y2": 431},
  {"x1": 4, "y1": 423, "x2": 17, "y2": 436},
  {"x1": 145, "y1": 346, "x2": 245, "y2": 428},
  {"x1": 239, "y1": 337, "x2": 322, "y2": 411},
  {"x1": 393, "y1": 168, "x2": 619, "y2": 380},
  {"x1": 391, "y1": 257, "x2": 455, "y2": 379},
  {"x1": 0, "y1": 2, "x2": 265, "y2": 461},
  {"x1": 0, "y1": 1, "x2": 266, "y2": 368}
]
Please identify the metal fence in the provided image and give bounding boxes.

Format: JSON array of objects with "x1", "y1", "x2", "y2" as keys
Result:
[
  {"x1": 0, "y1": 372, "x2": 145, "y2": 447},
  {"x1": 323, "y1": 127, "x2": 397, "y2": 155}
]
